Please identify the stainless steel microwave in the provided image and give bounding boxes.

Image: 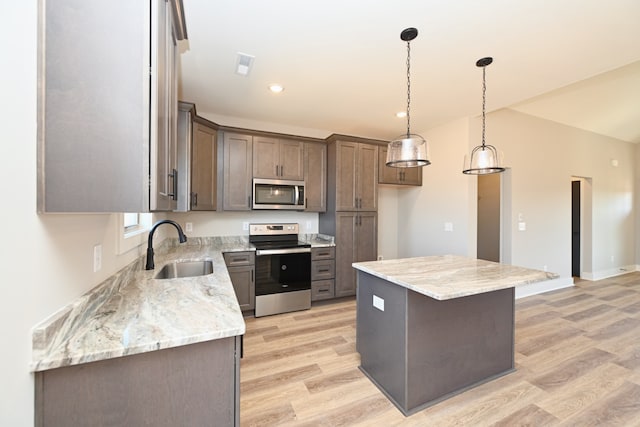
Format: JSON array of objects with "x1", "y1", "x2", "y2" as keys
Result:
[{"x1": 252, "y1": 178, "x2": 305, "y2": 210}]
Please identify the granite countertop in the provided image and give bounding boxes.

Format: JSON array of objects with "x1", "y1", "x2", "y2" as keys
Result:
[
  {"x1": 352, "y1": 254, "x2": 558, "y2": 301},
  {"x1": 301, "y1": 233, "x2": 335, "y2": 247},
  {"x1": 32, "y1": 234, "x2": 335, "y2": 372}
]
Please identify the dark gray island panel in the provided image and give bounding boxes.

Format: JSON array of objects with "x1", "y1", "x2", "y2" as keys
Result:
[
  {"x1": 356, "y1": 274, "x2": 408, "y2": 406},
  {"x1": 357, "y1": 271, "x2": 515, "y2": 415}
]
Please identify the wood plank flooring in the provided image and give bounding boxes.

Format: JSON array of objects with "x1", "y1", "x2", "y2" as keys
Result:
[{"x1": 240, "y1": 273, "x2": 640, "y2": 426}]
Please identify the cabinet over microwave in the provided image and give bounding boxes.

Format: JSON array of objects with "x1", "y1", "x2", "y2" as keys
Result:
[{"x1": 253, "y1": 178, "x2": 305, "y2": 210}]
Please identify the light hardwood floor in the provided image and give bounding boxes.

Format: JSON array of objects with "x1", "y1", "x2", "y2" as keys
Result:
[{"x1": 240, "y1": 273, "x2": 640, "y2": 426}]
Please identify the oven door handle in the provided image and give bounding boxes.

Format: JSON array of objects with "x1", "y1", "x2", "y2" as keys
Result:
[{"x1": 255, "y1": 247, "x2": 311, "y2": 256}]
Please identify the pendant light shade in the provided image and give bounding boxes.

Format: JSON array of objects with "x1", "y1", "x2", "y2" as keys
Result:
[
  {"x1": 386, "y1": 28, "x2": 430, "y2": 168},
  {"x1": 462, "y1": 57, "x2": 505, "y2": 175}
]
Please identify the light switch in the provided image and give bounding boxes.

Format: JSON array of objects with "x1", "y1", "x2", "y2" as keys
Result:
[
  {"x1": 93, "y1": 244, "x2": 102, "y2": 272},
  {"x1": 444, "y1": 222, "x2": 453, "y2": 232},
  {"x1": 373, "y1": 295, "x2": 385, "y2": 311}
]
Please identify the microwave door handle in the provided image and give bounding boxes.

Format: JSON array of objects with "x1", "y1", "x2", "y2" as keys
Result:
[{"x1": 294, "y1": 185, "x2": 300, "y2": 206}]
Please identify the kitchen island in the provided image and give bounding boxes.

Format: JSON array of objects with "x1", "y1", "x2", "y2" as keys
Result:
[{"x1": 353, "y1": 255, "x2": 557, "y2": 416}]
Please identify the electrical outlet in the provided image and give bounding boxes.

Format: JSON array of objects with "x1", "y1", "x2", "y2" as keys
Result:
[
  {"x1": 444, "y1": 222, "x2": 453, "y2": 232},
  {"x1": 242, "y1": 222, "x2": 249, "y2": 231},
  {"x1": 373, "y1": 295, "x2": 385, "y2": 311},
  {"x1": 185, "y1": 222, "x2": 193, "y2": 232},
  {"x1": 518, "y1": 222, "x2": 526, "y2": 231},
  {"x1": 306, "y1": 221, "x2": 312, "y2": 231},
  {"x1": 93, "y1": 244, "x2": 102, "y2": 272},
  {"x1": 377, "y1": 255, "x2": 384, "y2": 261}
]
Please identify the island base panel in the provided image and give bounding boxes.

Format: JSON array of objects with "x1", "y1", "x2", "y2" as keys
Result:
[{"x1": 356, "y1": 272, "x2": 515, "y2": 415}]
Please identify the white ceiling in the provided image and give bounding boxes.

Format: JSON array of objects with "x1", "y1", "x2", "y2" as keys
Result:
[{"x1": 178, "y1": 0, "x2": 640, "y2": 143}]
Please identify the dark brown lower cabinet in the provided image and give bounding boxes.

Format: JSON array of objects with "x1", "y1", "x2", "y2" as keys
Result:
[{"x1": 35, "y1": 336, "x2": 241, "y2": 427}]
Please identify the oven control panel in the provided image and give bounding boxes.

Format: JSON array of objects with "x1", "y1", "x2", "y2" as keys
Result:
[{"x1": 249, "y1": 223, "x2": 299, "y2": 236}]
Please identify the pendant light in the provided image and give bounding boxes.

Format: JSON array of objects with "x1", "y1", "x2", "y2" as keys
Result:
[
  {"x1": 386, "y1": 27, "x2": 430, "y2": 168},
  {"x1": 462, "y1": 57, "x2": 505, "y2": 175}
]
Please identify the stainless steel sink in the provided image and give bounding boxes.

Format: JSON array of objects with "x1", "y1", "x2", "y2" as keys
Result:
[{"x1": 154, "y1": 260, "x2": 214, "y2": 279}]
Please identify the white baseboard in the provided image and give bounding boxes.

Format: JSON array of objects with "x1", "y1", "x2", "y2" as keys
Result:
[
  {"x1": 581, "y1": 264, "x2": 638, "y2": 281},
  {"x1": 515, "y1": 277, "x2": 574, "y2": 299}
]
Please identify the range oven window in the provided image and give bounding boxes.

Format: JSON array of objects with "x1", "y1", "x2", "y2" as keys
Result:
[{"x1": 255, "y1": 252, "x2": 311, "y2": 296}]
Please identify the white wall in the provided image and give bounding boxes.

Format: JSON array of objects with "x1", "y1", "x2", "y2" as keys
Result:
[
  {"x1": 397, "y1": 109, "x2": 637, "y2": 284},
  {"x1": 166, "y1": 210, "x2": 319, "y2": 236},
  {"x1": 397, "y1": 118, "x2": 475, "y2": 258},
  {"x1": 636, "y1": 144, "x2": 640, "y2": 268},
  {"x1": 376, "y1": 186, "x2": 398, "y2": 259},
  {"x1": 493, "y1": 109, "x2": 636, "y2": 279}
]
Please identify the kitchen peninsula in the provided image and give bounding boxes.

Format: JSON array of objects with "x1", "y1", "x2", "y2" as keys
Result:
[
  {"x1": 31, "y1": 234, "x2": 334, "y2": 426},
  {"x1": 353, "y1": 255, "x2": 557, "y2": 415}
]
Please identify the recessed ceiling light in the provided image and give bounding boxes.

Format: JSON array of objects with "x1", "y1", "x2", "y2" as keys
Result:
[
  {"x1": 269, "y1": 84, "x2": 284, "y2": 93},
  {"x1": 396, "y1": 111, "x2": 407, "y2": 118}
]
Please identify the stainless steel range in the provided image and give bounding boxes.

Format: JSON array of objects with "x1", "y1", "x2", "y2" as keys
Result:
[{"x1": 249, "y1": 223, "x2": 311, "y2": 317}]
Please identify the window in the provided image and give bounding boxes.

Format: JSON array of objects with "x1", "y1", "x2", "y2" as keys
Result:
[
  {"x1": 123, "y1": 212, "x2": 142, "y2": 230},
  {"x1": 117, "y1": 213, "x2": 153, "y2": 254}
]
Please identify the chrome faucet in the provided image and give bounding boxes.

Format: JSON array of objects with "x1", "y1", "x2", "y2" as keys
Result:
[{"x1": 145, "y1": 220, "x2": 188, "y2": 270}]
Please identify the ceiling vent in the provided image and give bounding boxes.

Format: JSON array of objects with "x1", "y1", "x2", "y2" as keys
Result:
[{"x1": 235, "y1": 53, "x2": 255, "y2": 76}]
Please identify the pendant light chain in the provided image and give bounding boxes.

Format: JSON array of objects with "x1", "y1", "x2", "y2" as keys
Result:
[
  {"x1": 406, "y1": 39, "x2": 411, "y2": 137},
  {"x1": 481, "y1": 65, "x2": 486, "y2": 147}
]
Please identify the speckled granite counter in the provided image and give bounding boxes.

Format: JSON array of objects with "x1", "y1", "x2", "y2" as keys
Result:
[
  {"x1": 301, "y1": 233, "x2": 335, "y2": 247},
  {"x1": 352, "y1": 254, "x2": 557, "y2": 300},
  {"x1": 32, "y1": 234, "x2": 335, "y2": 372}
]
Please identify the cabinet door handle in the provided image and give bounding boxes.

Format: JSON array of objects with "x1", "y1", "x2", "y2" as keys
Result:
[
  {"x1": 191, "y1": 192, "x2": 198, "y2": 207},
  {"x1": 168, "y1": 168, "x2": 178, "y2": 200},
  {"x1": 251, "y1": 269, "x2": 254, "y2": 282}
]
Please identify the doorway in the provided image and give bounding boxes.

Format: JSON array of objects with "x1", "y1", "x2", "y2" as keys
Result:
[
  {"x1": 571, "y1": 180, "x2": 580, "y2": 277},
  {"x1": 477, "y1": 174, "x2": 501, "y2": 262},
  {"x1": 571, "y1": 177, "x2": 593, "y2": 279}
]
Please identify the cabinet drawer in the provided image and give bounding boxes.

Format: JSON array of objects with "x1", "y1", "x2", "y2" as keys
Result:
[
  {"x1": 311, "y1": 247, "x2": 335, "y2": 260},
  {"x1": 312, "y1": 259, "x2": 335, "y2": 280},
  {"x1": 312, "y1": 280, "x2": 335, "y2": 301},
  {"x1": 223, "y1": 251, "x2": 255, "y2": 267}
]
